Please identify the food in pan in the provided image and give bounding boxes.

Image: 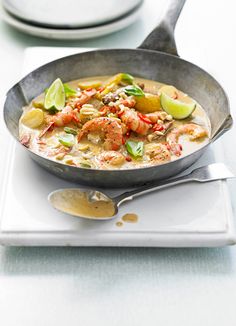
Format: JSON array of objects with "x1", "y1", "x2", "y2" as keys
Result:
[{"x1": 19, "y1": 73, "x2": 210, "y2": 170}]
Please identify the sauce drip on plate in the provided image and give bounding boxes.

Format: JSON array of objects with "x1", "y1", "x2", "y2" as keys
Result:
[{"x1": 122, "y1": 213, "x2": 138, "y2": 223}]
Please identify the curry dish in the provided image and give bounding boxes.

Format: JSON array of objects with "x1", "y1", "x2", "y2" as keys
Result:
[{"x1": 19, "y1": 73, "x2": 210, "y2": 170}]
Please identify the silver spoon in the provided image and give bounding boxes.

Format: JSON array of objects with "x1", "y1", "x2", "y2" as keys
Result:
[{"x1": 48, "y1": 163, "x2": 234, "y2": 220}]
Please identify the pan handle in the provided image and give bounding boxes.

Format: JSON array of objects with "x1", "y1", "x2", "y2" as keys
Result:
[
  {"x1": 211, "y1": 114, "x2": 233, "y2": 142},
  {"x1": 138, "y1": 0, "x2": 186, "y2": 56}
]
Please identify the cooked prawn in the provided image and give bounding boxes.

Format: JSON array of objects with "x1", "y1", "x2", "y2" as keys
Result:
[
  {"x1": 97, "y1": 151, "x2": 125, "y2": 166},
  {"x1": 20, "y1": 134, "x2": 31, "y2": 147},
  {"x1": 78, "y1": 117, "x2": 123, "y2": 151},
  {"x1": 145, "y1": 143, "x2": 171, "y2": 164},
  {"x1": 146, "y1": 111, "x2": 172, "y2": 123},
  {"x1": 166, "y1": 123, "x2": 207, "y2": 156},
  {"x1": 120, "y1": 107, "x2": 150, "y2": 135},
  {"x1": 38, "y1": 121, "x2": 54, "y2": 139},
  {"x1": 71, "y1": 89, "x2": 97, "y2": 109},
  {"x1": 47, "y1": 146, "x2": 71, "y2": 158},
  {"x1": 47, "y1": 106, "x2": 79, "y2": 127},
  {"x1": 119, "y1": 98, "x2": 136, "y2": 108}
]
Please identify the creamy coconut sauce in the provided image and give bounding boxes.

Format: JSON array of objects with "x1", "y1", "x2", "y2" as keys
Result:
[
  {"x1": 51, "y1": 190, "x2": 116, "y2": 219},
  {"x1": 116, "y1": 221, "x2": 124, "y2": 227},
  {"x1": 50, "y1": 188, "x2": 141, "y2": 221},
  {"x1": 19, "y1": 75, "x2": 210, "y2": 170},
  {"x1": 121, "y1": 213, "x2": 138, "y2": 223},
  {"x1": 114, "y1": 213, "x2": 139, "y2": 227}
]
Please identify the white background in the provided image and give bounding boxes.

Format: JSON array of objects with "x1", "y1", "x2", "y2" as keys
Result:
[{"x1": 0, "y1": 0, "x2": 236, "y2": 325}]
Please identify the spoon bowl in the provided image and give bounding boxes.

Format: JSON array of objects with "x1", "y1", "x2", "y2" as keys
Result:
[
  {"x1": 48, "y1": 163, "x2": 235, "y2": 221},
  {"x1": 49, "y1": 188, "x2": 118, "y2": 220}
]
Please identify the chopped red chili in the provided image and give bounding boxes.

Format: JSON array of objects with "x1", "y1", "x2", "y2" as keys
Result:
[
  {"x1": 118, "y1": 110, "x2": 125, "y2": 118},
  {"x1": 165, "y1": 143, "x2": 171, "y2": 150},
  {"x1": 99, "y1": 106, "x2": 108, "y2": 116},
  {"x1": 75, "y1": 102, "x2": 82, "y2": 110},
  {"x1": 125, "y1": 156, "x2": 132, "y2": 162},
  {"x1": 152, "y1": 124, "x2": 164, "y2": 132},
  {"x1": 98, "y1": 86, "x2": 105, "y2": 93},
  {"x1": 138, "y1": 113, "x2": 153, "y2": 124},
  {"x1": 126, "y1": 130, "x2": 131, "y2": 138}
]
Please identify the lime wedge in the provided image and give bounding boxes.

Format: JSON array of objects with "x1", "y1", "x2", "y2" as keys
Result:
[
  {"x1": 44, "y1": 78, "x2": 65, "y2": 111},
  {"x1": 58, "y1": 134, "x2": 75, "y2": 147},
  {"x1": 159, "y1": 85, "x2": 179, "y2": 98},
  {"x1": 160, "y1": 92, "x2": 196, "y2": 119}
]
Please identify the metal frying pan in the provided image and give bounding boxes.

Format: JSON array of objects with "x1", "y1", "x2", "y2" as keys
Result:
[{"x1": 3, "y1": 0, "x2": 233, "y2": 187}]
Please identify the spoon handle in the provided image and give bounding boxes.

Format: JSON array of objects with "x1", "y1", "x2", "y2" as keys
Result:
[
  {"x1": 114, "y1": 163, "x2": 234, "y2": 206},
  {"x1": 115, "y1": 174, "x2": 192, "y2": 206}
]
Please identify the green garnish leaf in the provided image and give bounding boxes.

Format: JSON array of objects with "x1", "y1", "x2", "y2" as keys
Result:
[
  {"x1": 44, "y1": 78, "x2": 65, "y2": 111},
  {"x1": 48, "y1": 106, "x2": 60, "y2": 114},
  {"x1": 63, "y1": 84, "x2": 77, "y2": 98},
  {"x1": 125, "y1": 140, "x2": 144, "y2": 158},
  {"x1": 58, "y1": 134, "x2": 75, "y2": 147},
  {"x1": 80, "y1": 162, "x2": 91, "y2": 168},
  {"x1": 124, "y1": 85, "x2": 144, "y2": 97},
  {"x1": 64, "y1": 127, "x2": 77, "y2": 135},
  {"x1": 121, "y1": 73, "x2": 134, "y2": 84}
]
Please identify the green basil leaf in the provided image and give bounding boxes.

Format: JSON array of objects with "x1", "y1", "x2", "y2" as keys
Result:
[
  {"x1": 64, "y1": 127, "x2": 78, "y2": 135},
  {"x1": 63, "y1": 84, "x2": 77, "y2": 98},
  {"x1": 58, "y1": 134, "x2": 75, "y2": 147},
  {"x1": 80, "y1": 162, "x2": 91, "y2": 168},
  {"x1": 47, "y1": 106, "x2": 60, "y2": 114},
  {"x1": 124, "y1": 85, "x2": 144, "y2": 97},
  {"x1": 121, "y1": 73, "x2": 134, "y2": 84},
  {"x1": 125, "y1": 140, "x2": 144, "y2": 158}
]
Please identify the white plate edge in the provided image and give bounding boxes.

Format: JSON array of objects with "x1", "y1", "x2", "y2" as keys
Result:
[{"x1": 0, "y1": 3, "x2": 143, "y2": 40}]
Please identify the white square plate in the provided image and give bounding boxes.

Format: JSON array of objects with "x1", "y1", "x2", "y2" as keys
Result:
[{"x1": 0, "y1": 47, "x2": 235, "y2": 247}]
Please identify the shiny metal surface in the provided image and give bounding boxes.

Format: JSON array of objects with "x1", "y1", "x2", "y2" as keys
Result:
[
  {"x1": 48, "y1": 189, "x2": 114, "y2": 220},
  {"x1": 116, "y1": 163, "x2": 235, "y2": 205},
  {"x1": 48, "y1": 163, "x2": 235, "y2": 220},
  {"x1": 3, "y1": 0, "x2": 233, "y2": 187}
]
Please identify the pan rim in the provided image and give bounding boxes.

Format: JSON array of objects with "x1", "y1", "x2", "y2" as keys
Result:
[
  {"x1": 3, "y1": 47, "x2": 231, "y2": 175},
  {"x1": 6, "y1": 47, "x2": 230, "y2": 103}
]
